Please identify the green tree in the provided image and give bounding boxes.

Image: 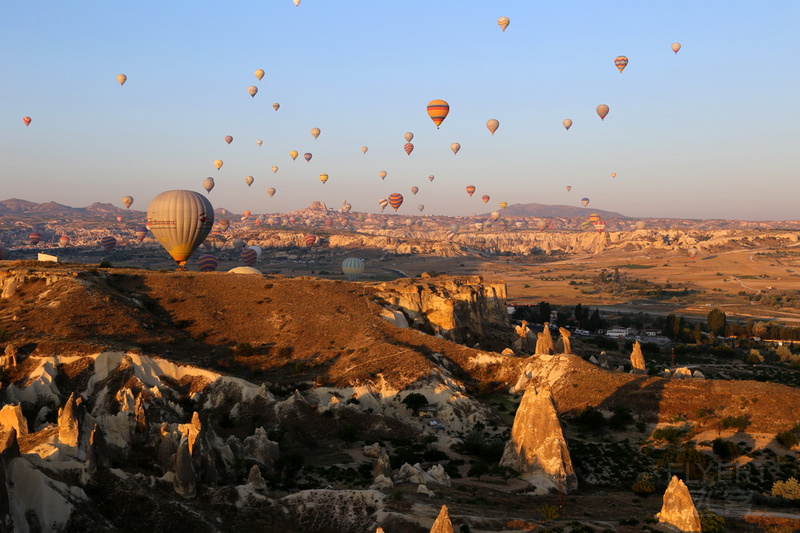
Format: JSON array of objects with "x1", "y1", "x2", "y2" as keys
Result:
[
  {"x1": 538, "y1": 301, "x2": 551, "y2": 323},
  {"x1": 401, "y1": 393, "x2": 429, "y2": 412},
  {"x1": 588, "y1": 309, "x2": 602, "y2": 331},
  {"x1": 707, "y1": 308, "x2": 727, "y2": 336}
]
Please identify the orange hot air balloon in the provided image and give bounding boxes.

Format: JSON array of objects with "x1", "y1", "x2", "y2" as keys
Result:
[
  {"x1": 611, "y1": 172, "x2": 616, "y2": 178},
  {"x1": 486, "y1": 119, "x2": 499, "y2": 135},
  {"x1": 117, "y1": 74, "x2": 127, "y2": 86},
  {"x1": 614, "y1": 56, "x2": 628, "y2": 73},
  {"x1": 466, "y1": 185, "x2": 476, "y2": 197},
  {"x1": 411, "y1": 186, "x2": 419, "y2": 195},
  {"x1": 361, "y1": 146, "x2": 368, "y2": 154},
  {"x1": 563, "y1": 119, "x2": 572, "y2": 130},
  {"x1": 59, "y1": 235, "x2": 71, "y2": 247},
  {"x1": 596, "y1": 104, "x2": 609, "y2": 120},
  {"x1": 243, "y1": 210, "x2": 251, "y2": 218},
  {"x1": 254, "y1": 69, "x2": 265, "y2": 81},
  {"x1": 267, "y1": 187, "x2": 276, "y2": 197},
  {"x1": 319, "y1": 173, "x2": 329, "y2": 184},
  {"x1": 671, "y1": 42, "x2": 681, "y2": 54},
  {"x1": 224, "y1": 135, "x2": 233, "y2": 145},
  {"x1": 388, "y1": 193, "x2": 404, "y2": 211},
  {"x1": 22, "y1": 116, "x2": 32, "y2": 127},
  {"x1": 214, "y1": 159, "x2": 223, "y2": 170},
  {"x1": 481, "y1": 195, "x2": 490, "y2": 204},
  {"x1": 311, "y1": 127, "x2": 320, "y2": 139},
  {"x1": 290, "y1": 150, "x2": 298, "y2": 160},
  {"x1": 404, "y1": 142, "x2": 414, "y2": 155},
  {"x1": 304, "y1": 234, "x2": 317, "y2": 247},
  {"x1": 248, "y1": 85, "x2": 258, "y2": 97},
  {"x1": 272, "y1": 166, "x2": 278, "y2": 173},
  {"x1": 427, "y1": 99, "x2": 450, "y2": 128},
  {"x1": 379, "y1": 170, "x2": 387, "y2": 180}
]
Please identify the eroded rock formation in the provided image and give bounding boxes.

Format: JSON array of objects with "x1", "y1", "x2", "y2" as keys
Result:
[
  {"x1": 430, "y1": 504, "x2": 454, "y2": 533},
  {"x1": 656, "y1": 476, "x2": 701, "y2": 532},
  {"x1": 630, "y1": 340, "x2": 646, "y2": 373}
]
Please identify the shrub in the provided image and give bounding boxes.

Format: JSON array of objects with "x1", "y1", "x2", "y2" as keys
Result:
[
  {"x1": 722, "y1": 415, "x2": 751, "y2": 432},
  {"x1": 777, "y1": 430, "x2": 799, "y2": 449},
  {"x1": 401, "y1": 393, "x2": 429, "y2": 412},
  {"x1": 233, "y1": 342, "x2": 254, "y2": 357},
  {"x1": 772, "y1": 477, "x2": 800, "y2": 500},
  {"x1": 539, "y1": 503, "x2": 561, "y2": 522},
  {"x1": 631, "y1": 473, "x2": 656, "y2": 496},
  {"x1": 745, "y1": 349, "x2": 764, "y2": 364},
  {"x1": 699, "y1": 508, "x2": 725, "y2": 533},
  {"x1": 651, "y1": 426, "x2": 687, "y2": 444},
  {"x1": 712, "y1": 438, "x2": 742, "y2": 460},
  {"x1": 575, "y1": 406, "x2": 606, "y2": 431}
]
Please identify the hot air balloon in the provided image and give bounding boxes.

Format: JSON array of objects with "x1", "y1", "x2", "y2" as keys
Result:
[
  {"x1": 197, "y1": 254, "x2": 218, "y2": 272},
  {"x1": 450, "y1": 223, "x2": 460, "y2": 234},
  {"x1": 588, "y1": 213, "x2": 601, "y2": 223},
  {"x1": 241, "y1": 247, "x2": 258, "y2": 266},
  {"x1": 273, "y1": 103, "x2": 280, "y2": 111},
  {"x1": 596, "y1": 104, "x2": 609, "y2": 120},
  {"x1": 293, "y1": 0, "x2": 300, "y2": 5},
  {"x1": 272, "y1": 166, "x2": 278, "y2": 173},
  {"x1": 379, "y1": 170, "x2": 387, "y2": 180},
  {"x1": 304, "y1": 234, "x2": 317, "y2": 247},
  {"x1": 418, "y1": 204, "x2": 424, "y2": 212},
  {"x1": 220, "y1": 208, "x2": 228, "y2": 216},
  {"x1": 450, "y1": 142, "x2": 461, "y2": 155},
  {"x1": 135, "y1": 226, "x2": 148, "y2": 242},
  {"x1": 290, "y1": 150, "x2": 298, "y2": 160},
  {"x1": 427, "y1": 99, "x2": 450, "y2": 128},
  {"x1": 304, "y1": 153, "x2": 312, "y2": 162},
  {"x1": 244, "y1": 176, "x2": 254, "y2": 186},
  {"x1": 319, "y1": 173, "x2": 329, "y2": 184},
  {"x1": 403, "y1": 132, "x2": 414, "y2": 142},
  {"x1": 122, "y1": 196, "x2": 134, "y2": 209},
  {"x1": 147, "y1": 190, "x2": 214, "y2": 269},
  {"x1": 254, "y1": 69, "x2": 265, "y2": 81},
  {"x1": 499, "y1": 201, "x2": 508, "y2": 210},
  {"x1": 267, "y1": 187, "x2": 276, "y2": 197},
  {"x1": 101, "y1": 236, "x2": 117, "y2": 252},
  {"x1": 411, "y1": 186, "x2": 419, "y2": 195},
  {"x1": 404, "y1": 143, "x2": 414, "y2": 155},
  {"x1": 635, "y1": 220, "x2": 646, "y2": 230},
  {"x1": 593, "y1": 220, "x2": 607, "y2": 233},
  {"x1": 218, "y1": 219, "x2": 230, "y2": 231},
  {"x1": 248, "y1": 86, "x2": 258, "y2": 97},
  {"x1": 671, "y1": 42, "x2": 681, "y2": 54},
  {"x1": 214, "y1": 159, "x2": 223, "y2": 170},
  {"x1": 611, "y1": 172, "x2": 616, "y2": 178},
  {"x1": 486, "y1": 119, "x2": 499, "y2": 135},
  {"x1": 566, "y1": 185, "x2": 572, "y2": 192},
  {"x1": 466, "y1": 185, "x2": 476, "y2": 197},
  {"x1": 311, "y1": 128, "x2": 320, "y2": 139},
  {"x1": 117, "y1": 73, "x2": 127, "y2": 86},
  {"x1": 614, "y1": 56, "x2": 628, "y2": 73},
  {"x1": 257, "y1": 140, "x2": 263, "y2": 147},
  {"x1": 243, "y1": 210, "x2": 251, "y2": 218},
  {"x1": 342, "y1": 258, "x2": 365, "y2": 281},
  {"x1": 498, "y1": 16, "x2": 510, "y2": 31},
  {"x1": 537, "y1": 220, "x2": 548, "y2": 231},
  {"x1": 116, "y1": 215, "x2": 124, "y2": 223},
  {"x1": 688, "y1": 246, "x2": 698, "y2": 259},
  {"x1": 388, "y1": 193, "x2": 404, "y2": 211},
  {"x1": 29, "y1": 232, "x2": 41, "y2": 245},
  {"x1": 563, "y1": 119, "x2": 572, "y2": 130},
  {"x1": 342, "y1": 203, "x2": 352, "y2": 214},
  {"x1": 428, "y1": 175, "x2": 434, "y2": 182},
  {"x1": 581, "y1": 197, "x2": 590, "y2": 207},
  {"x1": 22, "y1": 117, "x2": 32, "y2": 127},
  {"x1": 203, "y1": 177, "x2": 215, "y2": 193},
  {"x1": 59, "y1": 235, "x2": 70, "y2": 248},
  {"x1": 378, "y1": 198, "x2": 388, "y2": 211},
  {"x1": 361, "y1": 146, "x2": 368, "y2": 154},
  {"x1": 481, "y1": 195, "x2": 490, "y2": 204}
]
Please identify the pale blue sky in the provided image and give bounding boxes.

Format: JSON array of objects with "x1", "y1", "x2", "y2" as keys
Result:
[{"x1": 2, "y1": 1, "x2": 798, "y2": 220}]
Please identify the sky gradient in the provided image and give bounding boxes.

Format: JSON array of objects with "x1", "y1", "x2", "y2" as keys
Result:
[{"x1": 3, "y1": 1, "x2": 799, "y2": 220}]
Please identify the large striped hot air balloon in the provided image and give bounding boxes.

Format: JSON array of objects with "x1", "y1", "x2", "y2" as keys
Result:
[
  {"x1": 304, "y1": 234, "x2": 317, "y2": 247},
  {"x1": 341, "y1": 257, "x2": 365, "y2": 281},
  {"x1": 614, "y1": 56, "x2": 628, "y2": 73},
  {"x1": 388, "y1": 193, "x2": 404, "y2": 211},
  {"x1": 427, "y1": 99, "x2": 450, "y2": 128},
  {"x1": 240, "y1": 247, "x2": 258, "y2": 266},
  {"x1": 197, "y1": 254, "x2": 218, "y2": 272},
  {"x1": 23, "y1": 117, "x2": 31, "y2": 127},
  {"x1": 466, "y1": 185, "x2": 476, "y2": 197},
  {"x1": 29, "y1": 232, "x2": 41, "y2": 245},
  {"x1": 100, "y1": 236, "x2": 117, "y2": 252},
  {"x1": 404, "y1": 143, "x2": 414, "y2": 155},
  {"x1": 147, "y1": 190, "x2": 214, "y2": 269}
]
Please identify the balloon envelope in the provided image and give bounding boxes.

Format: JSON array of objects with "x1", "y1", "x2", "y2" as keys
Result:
[
  {"x1": 581, "y1": 197, "x2": 590, "y2": 207},
  {"x1": 22, "y1": 117, "x2": 32, "y2": 126},
  {"x1": 319, "y1": 173, "x2": 328, "y2": 184},
  {"x1": 304, "y1": 153, "x2": 312, "y2": 162},
  {"x1": 427, "y1": 99, "x2": 450, "y2": 128},
  {"x1": 214, "y1": 159, "x2": 223, "y2": 170},
  {"x1": 197, "y1": 254, "x2": 218, "y2": 272},
  {"x1": 311, "y1": 128, "x2": 320, "y2": 139},
  {"x1": 248, "y1": 86, "x2": 258, "y2": 97},
  {"x1": 59, "y1": 235, "x2": 70, "y2": 247},
  {"x1": 486, "y1": 119, "x2": 499, "y2": 135},
  {"x1": 342, "y1": 258, "x2": 365, "y2": 281},
  {"x1": 450, "y1": 142, "x2": 460, "y2": 154},
  {"x1": 482, "y1": 195, "x2": 490, "y2": 204},
  {"x1": 404, "y1": 132, "x2": 414, "y2": 142},
  {"x1": 203, "y1": 177, "x2": 215, "y2": 193},
  {"x1": 29, "y1": 232, "x2": 41, "y2": 245},
  {"x1": 499, "y1": 201, "x2": 508, "y2": 210},
  {"x1": 244, "y1": 176, "x2": 254, "y2": 186},
  {"x1": 428, "y1": 175, "x2": 434, "y2": 182},
  {"x1": 466, "y1": 185, "x2": 476, "y2": 197},
  {"x1": 614, "y1": 56, "x2": 628, "y2": 73},
  {"x1": 411, "y1": 186, "x2": 419, "y2": 195},
  {"x1": 379, "y1": 170, "x2": 387, "y2": 180},
  {"x1": 267, "y1": 187, "x2": 276, "y2": 197},
  {"x1": 418, "y1": 204, "x2": 424, "y2": 212},
  {"x1": 254, "y1": 69, "x2": 265, "y2": 81},
  {"x1": 256, "y1": 140, "x2": 263, "y2": 146},
  {"x1": 388, "y1": 193, "x2": 404, "y2": 211},
  {"x1": 596, "y1": 105, "x2": 609, "y2": 120},
  {"x1": 224, "y1": 135, "x2": 233, "y2": 145},
  {"x1": 566, "y1": 186, "x2": 572, "y2": 192},
  {"x1": 147, "y1": 190, "x2": 214, "y2": 268},
  {"x1": 122, "y1": 196, "x2": 134, "y2": 209},
  {"x1": 404, "y1": 142, "x2": 414, "y2": 155},
  {"x1": 290, "y1": 150, "x2": 298, "y2": 160},
  {"x1": 671, "y1": 42, "x2": 681, "y2": 53},
  {"x1": 117, "y1": 74, "x2": 127, "y2": 86},
  {"x1": 498, "y1": 17, "x2": 510, "y2": 31},
  {"x1": 240, "y1": 247, "x2": 258, "y2": 266},
  {"x1": 361, "y1": 146, "x2": 368, "y2": 154},
  {"x1": 272, "y1": 166, "x2": 278, "y2": 173},
  {"x1": 273, "y1": 103, "x2": 280, "y2": 111},
  {"x1": 563, "y1": 119, "x2": 572, "y2": 130},
  {"x1": 304, "y1": 234, "x2": 317, "y2": 247}
]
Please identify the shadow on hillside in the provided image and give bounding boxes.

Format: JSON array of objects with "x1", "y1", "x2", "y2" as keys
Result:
[{"x1": 593, "y1": 375, "x2": 667, "y2": 421}]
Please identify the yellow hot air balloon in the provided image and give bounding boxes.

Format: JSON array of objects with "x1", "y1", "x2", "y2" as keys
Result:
[
  {"x1": 379, "y1": 170, "x2": 387, "y2": 180},
  {"x1": 290, "y1": 150, "x2": 299, "y2": 160},
  {"x1": 254, "y1": 69, "x2": 265, "y2": 81},
  {"x1": 499, "y1": 201, "x2": 508, "y2": 210},
  {"x1": 273, "y1": 103, "x2": 280, "y2": 111},
  {"x1": 147, "y1": 190, "x2": 214, "y2": 269},
  {"x1": 267, "y1": 187, "x2": 276, "y2": 197},
  {"x1": 596, "y1": 104, "x2": 609, "y2": 120},
  {"x1": 498, "y1": 16, "x2": 510, "y2": 31},
  {"x1": 214, "y1": 159, "x2": 223, "y2": 170},
  {"x1": 122, "y1": 196, "x2": 134, "y2": 209},
  {"x1": 450, "y1": 142, "x2": 461, "y2": 155},
  {"x1": 319, "y1": 173, "x2": 329, "y2": 184},
  {"x1": 272, "y1": 166, "x2": 278, "y2": 173},
  {"x1": 248, "y1": 85, "x2": 258, "y2": 97},
  {"x1": 427, "y1": 99, "x2": 450, "y2": 128},
  {"x1": 614, "y1": 56, "x2": 628, "y2": 73},
  {"x1": 117, "y1": 73, "x2": 127, "y2": 86},
  {"x1": 563, "y1": 119, "x2": 573, "y2": 130},
  {"x1": 361, "y1": 146, "x2": 368, "y2": 154},
  {"x1": 244, "y1": 176, "x2": 254, "y2": 186},
  {"x1": 671, "y1": 42, "x2": 681, "y2": 54},
  {"x1": 486, "y1": 119, "x2": 499, "y2": 135},
  {"x1": 311, "y1": 127, "x2": 321, "y2": 139}
]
